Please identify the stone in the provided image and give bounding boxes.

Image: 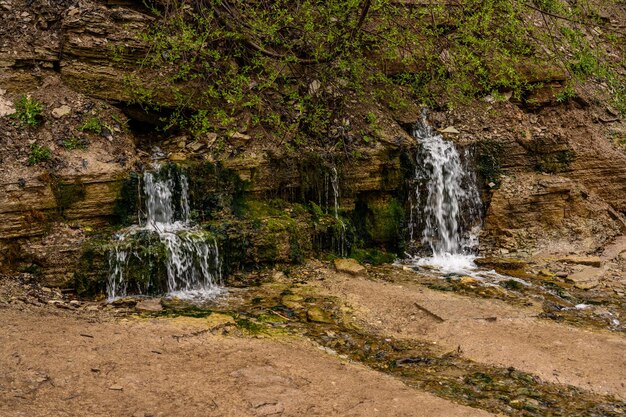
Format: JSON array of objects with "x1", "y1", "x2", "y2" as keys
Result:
[
  {"x1": 272, "y1": 271, "x2": 287, "y2": 282},
  {"x1": 0, "y1": 92, "x2": 14, "y2": 117},
  {"x1": 108, "y1": 385, "x2": 123, "y2": 391},
  {"x1": 188, "y1": 141, "x2": 205, "y2": 152},
  {"x1": 51, "y1": 105, "x2": 71, "y2": 118},
  {"x1": 333, "y1": 258, "x2": 366, "y2": 276},
  {"x1": 281, "y1": 294, "x2": 303, "y2": 309},
  {"x1": 307, "y1": 307, "x2": 333, "y2": 324},
  {"x1": 168, "y1": 152, "x2": 187, "y2": 162},
  {"x1": 474, "y1": 257, "x2": 527, "y2": 271},
  {"x1": 135, "y1": 298, "x2": 163, "y2": 313},
  {"x1": 460, "y1": 276, "x2": 478, "y2": 285},
  {"x1": 205, "y1": 313, "x2": 236, "y2": 329},
  {"x1": 440, "y1": 126, "x2": 460, "y2": 134},
  {"x1": 308, "y1": 79, "x2": 321, "y2": 95},
  {"x1": 228, "y1": 132, "x2": 251, "y2": 147},
  {"x1": 555, "y1": 271, "x2": 569, "y2": 278},
  {"x1": 565, "y1": 267, "x2": 603, "y2": 289},
  {"x1": 558, "y1": 256, "x2": 602, "y2": 268},
  {"x1": 538, "y1": 269, "x2": 556, "y2": 278}
]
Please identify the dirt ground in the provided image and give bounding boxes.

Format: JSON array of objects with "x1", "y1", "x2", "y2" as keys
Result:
[
  {"x1": 0, "y1": 301, "x2": 500, "y2": 417},
  {"x1": 1, "y1": 266, "x2": 625, "y2": 416},
  {"x1": 313, "y1": 269, "x2": 626, "y2": 400}
]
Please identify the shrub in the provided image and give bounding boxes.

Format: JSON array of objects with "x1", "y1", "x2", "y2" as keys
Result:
[
  {"x1": 79, "y1": 117, "x2": 103, "y2": 134},
  {"x1": 11, "y1": 95, "x2": 43, "y2": 127},
  {"x1": 28, "y1": 143, "x2": 51, "y2": 165}
]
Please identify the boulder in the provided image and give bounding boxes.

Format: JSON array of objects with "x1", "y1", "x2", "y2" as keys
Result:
[{"x1": 333, "y1": 258, "x2": 366, "y2": 276}]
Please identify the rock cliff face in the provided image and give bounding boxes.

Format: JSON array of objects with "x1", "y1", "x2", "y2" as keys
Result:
[
  {"x1": 1, "y1": 0, "x2": 626, "y2": 291},
  {"x1": 434, "y1": 100, "x2": 626, "y2": 257}
]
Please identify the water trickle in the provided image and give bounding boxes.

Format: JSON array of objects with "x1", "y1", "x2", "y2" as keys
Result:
[
  {"x1": 330, "y1": 167, "x2": 347, "y2": 257},
  {"x1": 408, "y1": 111, "x2": 482, "y2": 270},
  {"x1": 107, "y1": 165, "x2": 222, "y2": 300}
]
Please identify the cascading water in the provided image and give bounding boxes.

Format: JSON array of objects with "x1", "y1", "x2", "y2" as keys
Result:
[
  {"x1": 330, "y1": 167, "x2": 347, "y2": 257},
  {"x1": 408, "y1": 112, "x2": 483, "y2": 271},
  {"x1": 107, "y1": 165, "x2": 222, "y2": 300}
]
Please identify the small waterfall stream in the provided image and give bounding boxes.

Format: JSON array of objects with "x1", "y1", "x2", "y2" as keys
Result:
[
  {"x1": 408, "y1": 112, "x2": 483, "y2": 271},
  {"x1": 107, "y1": 165, "x2": 222, "y2": 300},
  {"x1": 330, "y1": 167, "x2": 347, "y2": 257}
]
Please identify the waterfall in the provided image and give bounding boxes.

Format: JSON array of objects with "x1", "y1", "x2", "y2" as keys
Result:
[
  {"x1": 107, "y1": 165, "x2": 222, "y2": 300},
  {"x1": 330, "y1": 167, "x2": 347, "y2": 257},
  {"x1": 408, "y1": 112, "x2": 482, "y2": 269}
]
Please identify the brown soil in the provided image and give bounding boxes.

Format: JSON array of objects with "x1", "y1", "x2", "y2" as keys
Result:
[
  {"x1": 313, "y1": 268, "x2": 626, "y2": 400},
  {"x1": 0, "y1": 301, "x2": 500, "y2": 417},
  {"x1": 2, "y1": 264, "x2": 625, "y2": 416}
]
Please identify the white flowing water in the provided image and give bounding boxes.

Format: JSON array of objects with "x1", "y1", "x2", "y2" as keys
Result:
[
  {"x1": 407, "y1": 112, "x2": 483, "y2": 273},
  {"x1": 107, "y1": 165, "x2": 222, "y2": 300},
  {"x1": 330, "y1": 167, "x2": 347, "y2": 257}
]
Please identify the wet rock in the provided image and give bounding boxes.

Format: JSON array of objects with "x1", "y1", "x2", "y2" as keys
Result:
[
  {"x1": 333, "y1": 258, "x2": 366, "y2": 276},
  {"x1": 460, "y1": 276, "x2": 478, "y2": 285},
  {"x1": 281, "y1": 294, "x2": 303, "y2": 309},
  {"x1": 538, "y1": 269, "x2": 556, "y2": 278},
  {"x1": 135, "y1": 298, "x2": 163, "y2": 313},
  {"x1": 474, "y1": 257, "x2": 527, "y2": 271},
  {"x1": 307, "y1": 307, "x2": 333, "y2": 324},
  {"x1": 205, "y1": 313, "x2": 236, "y2": 329},
  {"x1": 110, "y1": 297, "x2": 138, "y2": 308}
]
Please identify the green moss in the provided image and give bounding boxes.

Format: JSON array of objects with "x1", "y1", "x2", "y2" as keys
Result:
[
  {"x1": 476, "y1": 140, "x2": 503, "y2": 188},
  {"x1": 53, "y1": 181, "x2": 86, "y2": 216},
  {"x1": 355, "y1": 195, "x2": 404, "y2": 250},
  {"x1": 113, "y1": 171, "x2": 140, "y2": 225},
  {"x1": 501, "y1": 279, "x2": 524, "y2": 291},
  {"x1": 235, "y1": 317, "x2": 265, "y2": 334},
  {"x1": 186, "y1": 162, "x2": 249, "y2": 221},
  {"x1": 535, "y1": 150, "x2": 575, "y2": 174},
  {"x1": 74, "y1": 238, "x2": 110, "y2": 297},
  {"x1": 351, "y1": 248, "x2": 396, "y2": 265}
]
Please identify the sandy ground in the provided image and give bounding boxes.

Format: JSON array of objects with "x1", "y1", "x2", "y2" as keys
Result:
[
  {"x1": 2, "y1": 266, "x2": 625, "y2": 417},
  {"x1": 314, "y1": 270, "x2": 626, "y2": 400},
  {"x1": 0, "y1": 305, "x2": 501, "y2": 417}
]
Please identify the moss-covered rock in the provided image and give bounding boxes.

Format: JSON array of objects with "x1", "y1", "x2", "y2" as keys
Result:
[{"x1": 353, "y1": 194, "x2": 405, "y2": 253}]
